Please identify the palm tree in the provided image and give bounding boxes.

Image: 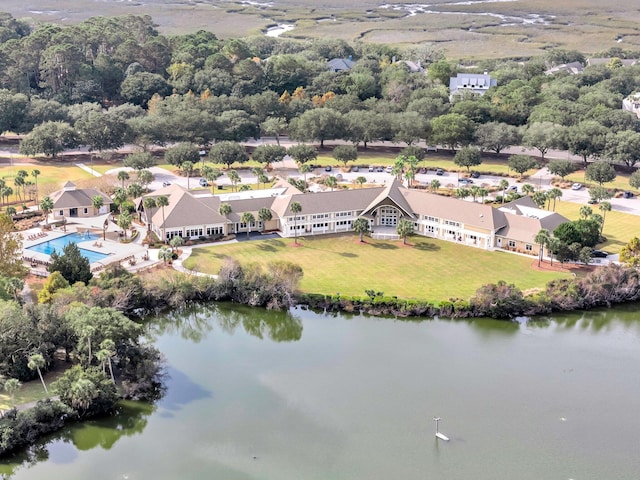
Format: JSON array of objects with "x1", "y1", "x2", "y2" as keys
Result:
[
  {"x1": 3, "y1": 378, "x2": 21, "y2": 407},
  {"x1": 579, "y1": 205, "x2": 593, "y2": 219},
  {"x1": 13, "y1": 175, "x2": 24, "y2": 202},
  {"x1": 143, "y1": 197, "x2": 157, "y2": 232},
  {"x1": 158, "y1": 246, "x2": 173, "y2": 264},
  {"x1": 300, "y1": 163, "x2": 311, "y2": 184},
  {"x1": 27, "y1": 353, "x2": 48, "y2": 395},
  {"x1": 5, "y1": 277, "x2": 24, "y2": 302},
  {"x1": 258, "y1": 207, "x2": 272, "y2": 231},
  {"x1": 290, "y1": 201, "x2": 302, "y2": 244},
  {"x1": 521, "y1": 183, "x2": 535, "y2": 196},
  {"x1": 499, "y1": 179, "x2": 509, "y2": 203},
  {"x1": 169, "y1": 235, "x2": 184, "y2": 252},
  {"x1": 227, "y1": 169, "x2": 241, "y2": 192},
  {"x1": 117, "y1": 170, "x2": 130, "y2": 189},
  {"x1": 182, "y1": 161, "x2": 194, "y2": 189},
  {"x1": 118, "y1": 211, "x2": 132, "y2": 238},
  {"x1": 156, "y1": 195, "x2": 169, "y2": 242},
  {"x1": 470, "y1": 185, "x2": 481, "y2": 202},
  {"x1": 204, "y1": 167, "x2": 222, "y2": 189},
  {"x1": 127, "y1": 182, "x2": 143, "y2": 199},
  {"x1": 252, "y1": 167, "x2": 264, "y2": 188},
  {"x1": 547, "y1": 187, "x2": 563, "y2": 211},
  {"x1": 547, "y1": 237, "x2": 560, "y2": 266},
  {"x1": 258, "y1": 173, "x2": 269, "y2": 189},
  {"x1": 92, "y1": 194, "x2": 104, "y2": 216},
  {"x1": 113, "y1": 187, "x2": 128, "y2": 214},
  {"x1": 532, "y1": 191, "x2": 547, "y2": 208},
  {"x1": 98, "y1": 339, "x2": 116, "y2": 383},
  {"x1": 598, "y1": 201, "x2": 611, "y2": 233},
  {"x1": 396, "y1": 218, "x2": 414, "y2": 245},
  {"x1": 404, "y1": 168, "x2": 415, "y2": 188},
  {"x1": 534, "y1": 228, "x2": 550, "y2": 267},
  {"x1": 39, "y1": 196, "x2": 54, "y2": 225},
  {"x1": 430, "y1": 179, "x2": 440, "y2": 193},
  {"x1": 352, "y1": 217, "x2": 370, "y2": 242},
  {"x1": 325, "y1": 176, "x2": 338, "y2": 191},
  {"x1": 219, "y1": 202, "x2": 232, "y2": 217},
  {"x1": 241, "y1": 212, "x2": 255, "y2": 238},
  {"x1": 31, "y1": 169, "x2": 40, "y2": 203},
  {"x1": 392, "y1": 157, "x2": 404, "y2": 180},
  {"x1": 6, "y1": 206, "x2": 16, "y2": 217},
  {"x1": 355, "y1": 176, "x2": 366, "y2": 188},
  {"x1": 2, "y1": 186, "x2": 12, "y2": 206}
]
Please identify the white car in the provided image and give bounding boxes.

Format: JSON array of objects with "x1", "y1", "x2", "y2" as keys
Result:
[{"x1": 571, "y1": 183, "x2": 582, "y2": 190}]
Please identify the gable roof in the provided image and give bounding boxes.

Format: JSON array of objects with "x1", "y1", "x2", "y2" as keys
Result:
[
  {"x1": 362, "y1": 178, "x2": 415, "y2": 218},
  {"x1": 403, "y1": 189, "x2": 507, "y2": 231},
  {"x1": 49, "y1": 185, "x2": 113, "y2": 209},
  {"x1": 327, "y1": 58, "x2": 356, "y2": 72}
]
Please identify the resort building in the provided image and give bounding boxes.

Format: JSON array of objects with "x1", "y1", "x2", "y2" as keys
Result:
[
  {"x1": 137, "y1": 178, "x2": 568, "y2": 256},
  {"x1": 449, "y1": 73, "x2": 497, "y2": 99},
  {"x1": 49, "y1": 181, "x2": 112, "y2": 221}
]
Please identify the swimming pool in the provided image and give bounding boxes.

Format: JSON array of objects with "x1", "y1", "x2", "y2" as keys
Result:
[{"x1": 27, "y1": 233, "x2": 110, "y2": 264}]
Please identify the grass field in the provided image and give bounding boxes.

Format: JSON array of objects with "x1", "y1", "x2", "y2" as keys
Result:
[{"x1": 183, "y1": 233, "x2": 570, "y2": 302}]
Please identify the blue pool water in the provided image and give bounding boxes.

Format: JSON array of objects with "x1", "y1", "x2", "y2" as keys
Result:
[{"x1": 27, "y1": 233, "x2": 110, "y2": 264}]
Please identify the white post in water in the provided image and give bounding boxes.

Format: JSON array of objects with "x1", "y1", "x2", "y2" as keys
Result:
[{"x1": 433, "y1": 416, "x2": 450, "y2": 441}]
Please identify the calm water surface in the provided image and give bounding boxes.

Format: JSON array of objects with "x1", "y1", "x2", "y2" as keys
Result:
[{"x1": 2, "y1": 304, "x2": 640, "y2": 480}]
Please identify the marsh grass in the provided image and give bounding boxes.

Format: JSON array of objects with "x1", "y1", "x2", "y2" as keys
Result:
[{"x1": 5, "y1": 0, "x2": 640, "y2": 58}]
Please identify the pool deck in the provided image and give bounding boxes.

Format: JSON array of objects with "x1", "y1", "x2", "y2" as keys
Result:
[{"x1": 21, "y1": 225, "x2": 153, "y2": 276}]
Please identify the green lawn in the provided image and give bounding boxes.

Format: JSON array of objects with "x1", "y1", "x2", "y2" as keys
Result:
[
  {"x1": 0, "y1": 366, "x2": 68, "y2": 410},
  {"x1": 184, "y1": 234, "x2": 569, "y2": 302},
  {"x1": 316, "y1": 152, "x2": 525, "y2": 177}
]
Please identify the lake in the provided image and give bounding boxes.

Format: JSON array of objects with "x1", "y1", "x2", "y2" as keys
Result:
[{"x1": 2, "y1": 304, "x2": 640, "y2": 479}]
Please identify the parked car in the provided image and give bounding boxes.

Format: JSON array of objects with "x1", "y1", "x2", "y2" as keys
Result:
[
  {"x1": 426, "y1": 146, "x2": 438, "y2": 152},
  {"x1": 325, "y1": 165, "x2": 332, "y2": 172},
  {"x1": 369, "y1": 165, "x2": 375, "y2": 172},
  {"x1": 199, "y1": 178, "x2": 208, "y2": 187},
  {"x1": 162, "y1": 181, "x2": 172, "y2": 187},
  {"x1": 419, "y1": 167, "x2": 427, "y2": 174},
  {"x1": 335, "y1": 173, "x2": 343, "y2": 181},
  {"x1": 470, "y1": 171, "x2": 480, "y2": 178},
  {"x1": 385, "y1": 166, "x2": 393, "y2": 173},
  {"x1": 591, "y1": 249, "x2": 609, "y2": 258},
  {"x1": 623, "y1": 190, "x2": 634, "y2": 198},
  {"x1": 571, "y1": 183, "x2": 582, "y2": 190},
  {"x1": 376, "y1": 166, "x2": 384, "y2": 172},
  {"x1": 352, "y1": 166, "x2": 359, "y2": 172},
  {"x1": 587, "y1": 197, "x2": 598, "y2": 204},
  {"x1": 506, "y1": 185, "x2": 518, "y2": 192},
  {"x1": 459, "y1": 179, "x2": 473, "y2": 186},
  {"x1": 435, "y1": 168, "x2": 445, "y2": 176}
]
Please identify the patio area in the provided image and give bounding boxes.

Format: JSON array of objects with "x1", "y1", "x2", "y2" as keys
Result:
[{"x1": 21, "y1": 222, "x2": 155, "y2": 277}]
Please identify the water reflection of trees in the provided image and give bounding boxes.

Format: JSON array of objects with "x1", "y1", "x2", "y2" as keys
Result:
[
  {"x1": 0, "y1": 401, "x2": 155, "y2": 479},
  {"x1": 148, "y1": 303, "x2": 304, "y2": 343}
]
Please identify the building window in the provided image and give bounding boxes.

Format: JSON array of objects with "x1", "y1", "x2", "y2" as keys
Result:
[
  {"x1": 444, "y1": 220, "x2": 460, "y2": 227},
  {"x1": 525, "y1": 244, "x2": 533, "y2": 251},
  {"x1": 59, "y1": 210, "x2": 64, "y2": 216},
  {"x1": 83, "y1": 208, "x2": 88, "y2": 214},
  {"x1": 336, "y1": 211, "x2": 352, "y2": 217},
  {"x1": 425, "y1": 216, "x2": 438, "y2": 223},
  {"x1": 508, "y1": 240, "x2": 516, "y2": 248},
  {"x1": 206, "y1": 226, "x2": 223, "y2": 236}
]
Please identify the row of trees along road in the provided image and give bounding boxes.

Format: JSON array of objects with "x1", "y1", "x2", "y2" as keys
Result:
[{"x1": 1, "y1": 11, "x2": 640, "y2": 178}]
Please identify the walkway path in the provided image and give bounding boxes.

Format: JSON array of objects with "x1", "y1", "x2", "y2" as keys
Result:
[{"x1": 75, "y1": 163, "x2": 102, "y2": 177}]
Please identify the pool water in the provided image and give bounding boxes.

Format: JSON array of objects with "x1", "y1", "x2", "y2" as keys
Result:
[{"x1": 27, "y1": 233, "x2": 110, "y2": 264}]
